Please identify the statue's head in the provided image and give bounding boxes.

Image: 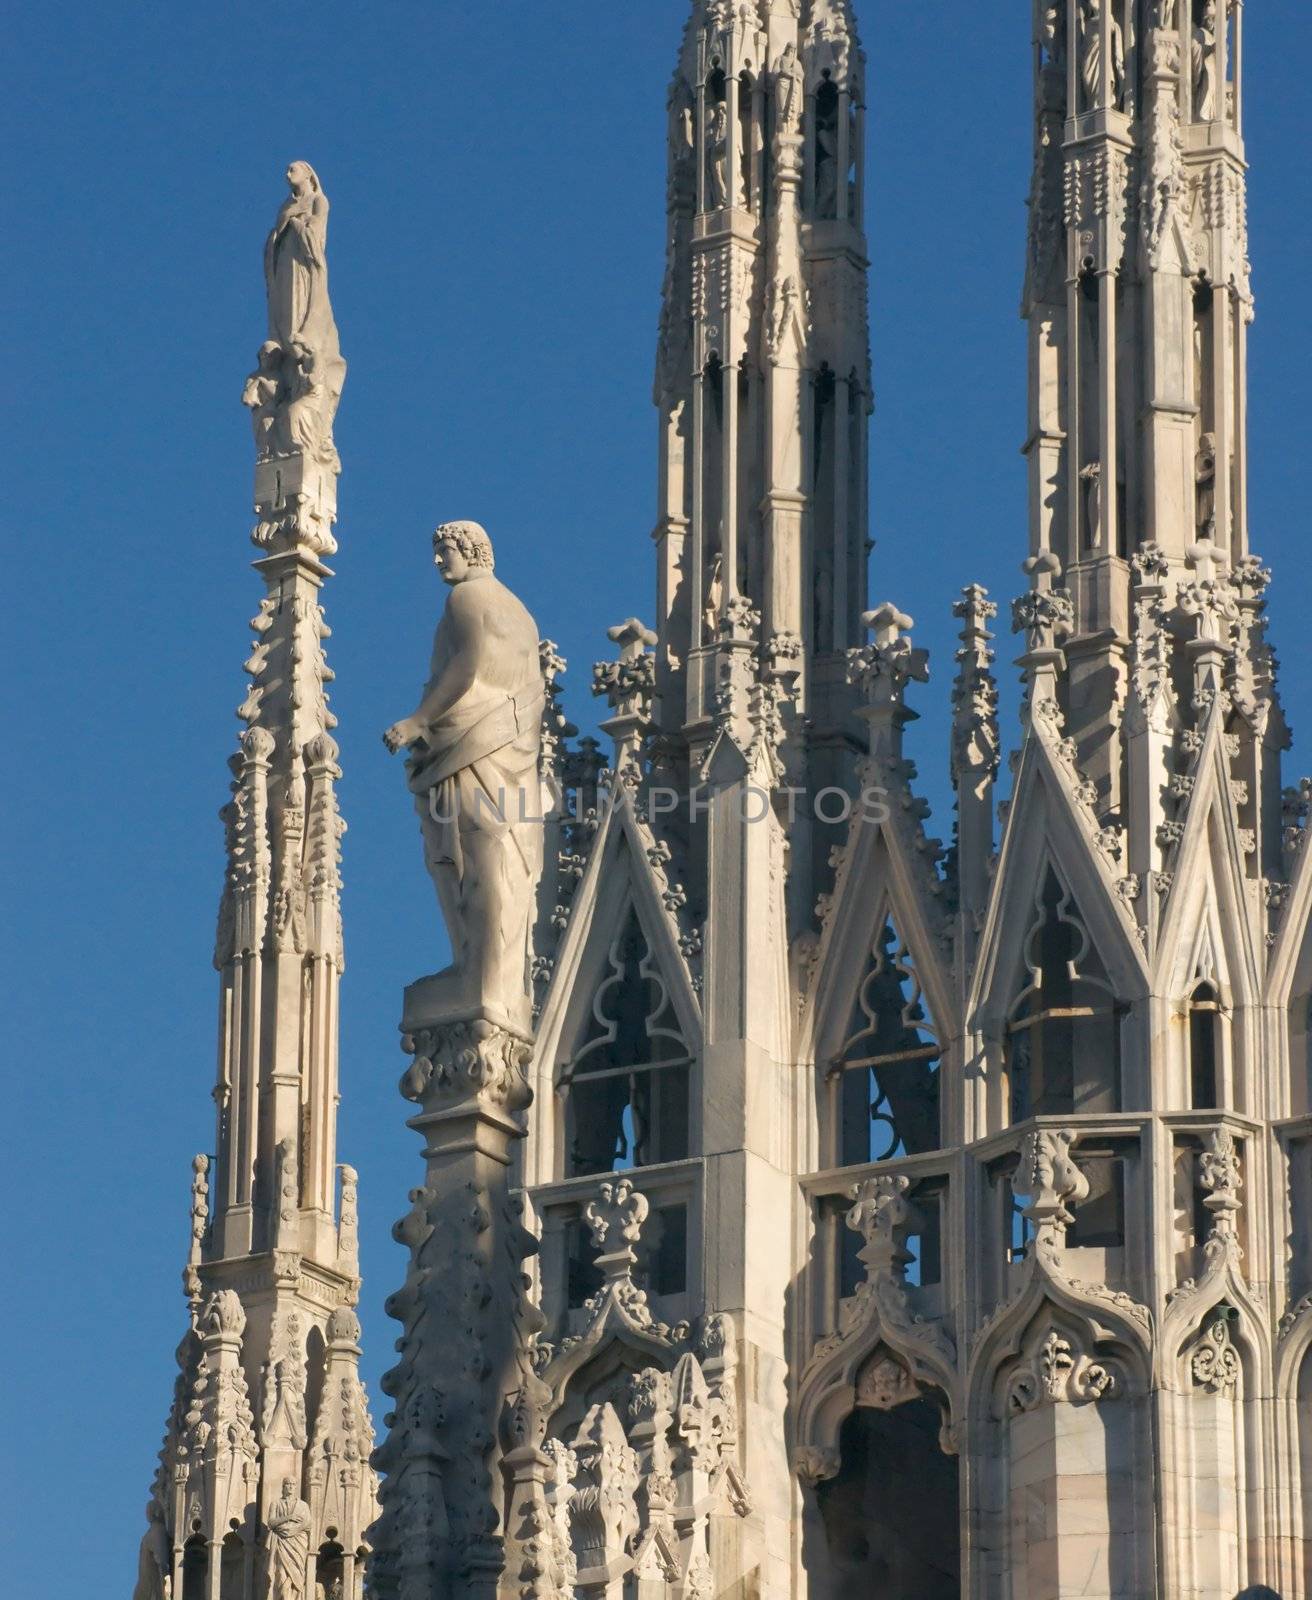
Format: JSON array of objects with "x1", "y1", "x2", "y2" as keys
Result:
[
  {"x1": 285, "y1": 160, "x2": 320, "y2": 197},
  {"x1": 256, "y1": 340, "x2": 282, "y2": 373},
  {"x1": 433, "y1": 521, "x2": 495, "y2": 586},
  {"x1": 281, "y1": 1476, "x2": 296, "y2": 1497}
]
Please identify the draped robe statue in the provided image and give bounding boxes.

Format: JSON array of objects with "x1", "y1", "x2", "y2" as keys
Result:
[
  {"x1": 384, "y1": 522, "x2": 546, "y2": 1037},
  {"x1": 244, "y1": 161, "x2": 345, "y2": 464},
  {"x1": 265, "y1": 1478, "x2": 312, "y2": 1600}
]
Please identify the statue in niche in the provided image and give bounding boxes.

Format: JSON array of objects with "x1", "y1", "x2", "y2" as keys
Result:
[
  {"x1": 1080, "y1": 0, "x2": 1125, "y2": 109},
  {"x1": 265, "y1": 1478, "x2": 312, "y2": 1600},
  {"x1": 774, "y1": 42, "x2": 803, "y2": 135},
  {"x1": 1080, "y1": 460, "x2": 1104, "y2": 547},
  {"x1": 245, "y1": 161, "x2": 346, "y2": 467},
  {"x1": 814, "y1": 109, "x2": 838, "y2": 216},
  {"x1": 708, "y1": 102, "x2": 729, "y2": 208},
  {"x1": 668, "y1": 87, "x2": 694, "y2": 174},
  {"x1": 384, "y1": 522, "x2": 547, "y2": 1037},
  {"x1": 703, "y1": 552, "x2": 724, "y2": 640},
  {"x1": 1195, "y1": 431, "x2": 1218, "y2": 539},
  {"x1": 1192, "y1": 0, "x2": 1219, "y2": 120}
]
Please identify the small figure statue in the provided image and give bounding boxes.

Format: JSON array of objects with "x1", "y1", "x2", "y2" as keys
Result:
[
  {"x1": 703, "y1": 552, "x2": 724, "y2": 640},
  {"x1": 708, "y1": 102, "x2": 729, "y2": 208},
  {"x1": 384, "y1": 523, "x2": 547, "y2": 1036},
  {"x1": 773, "y1": 42, "x2": 803, "y2": 135},
  {"x1": 1192, "y1": 0, "x2": 1218, "y2": 120},
  {"x1": 1080, "y1": 460, "x2": 1104, "y2": 548},
  {"x1": 1195, "y1": 431, "x2": 1218, "y2": 539},
  {"x1": 282, "y1": 343, "x2": 339, "y2": 468},
  {"x1": 242, "y1": 342, "x2": 284, "y2": 458},
  {"x1": 1080, "y1": 0, "x2": 1125, "y2": 109},
  {"x1": 814, "y1": 112, "x2": 839, "y2": 216},
  {"x1": 262, "y1": 161, "x2": 345, "y2": 440},
  {"x1": 265, "y1": 1478, "x2": 312, "y2": 1600}
]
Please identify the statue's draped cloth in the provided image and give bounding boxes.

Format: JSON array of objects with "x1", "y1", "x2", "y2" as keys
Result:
[{"x1": 405, "y1": 593, "x2": 545, "y2": 1031}]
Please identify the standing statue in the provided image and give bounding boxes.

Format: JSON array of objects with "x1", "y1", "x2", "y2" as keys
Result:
[
  {"x1": 246, "y1": 161, "x2": 346, "y2": 464},
  {"x1": 1192, "y1": 0, "x2": 1219, "y2": 120},
  {"x1": 773, "y1": 42, "x2": 803, "y2": 135},
  {"x1": 1080, "y1": 0, "x2": 1125, "y2": 109},
  {"x1": 1080, "y1": 460, "x2": 1104, "y2": 548},
  {"x1": 708, "y1": 102, "x2": 730, "y2": 208},
  {"x1": 384, "y1": 522, "x2": 546, "y2": 1037},
  {"x1": 1195, "y1": 432, "x2": 1218, "y2": 540},
  {"x1": 265, "y1": 162, "x2": 335, "y2": 354},
  {"x1": 265, "y1": 1477, "x2": 312, "y2": 1600}
]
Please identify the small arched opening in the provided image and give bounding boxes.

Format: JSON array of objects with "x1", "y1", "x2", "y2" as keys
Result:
[
  {"x1": 560, "y1": 910, "x2": 692, "y2": 1177},
  {"x1": 316, "y1": 1535, "x2": 346, "y2": 1600},
  {"x1": 1188, "y1": 980, "x2": 1224, "y2": 1108},
  {"x1": 180, "y1": 1534, "x2": 207, "y2": 1600},
  {"x1": 813, "y1": 1370, "x2": 960, "y2": 1596}
]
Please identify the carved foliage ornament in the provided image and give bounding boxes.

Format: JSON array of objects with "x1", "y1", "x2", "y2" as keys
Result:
[{"x1": 1004, "y1": 1326, "x2": 1119, "y2": 1413}]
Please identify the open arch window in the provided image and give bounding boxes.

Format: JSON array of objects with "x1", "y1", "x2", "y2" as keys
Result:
[
  {"x1": 1006, "y1": 869, "x2": 1121, "y2": 1120},
  {"x1": 1189, "y1": 980, "x2": 1223, "y2": 1109},
  {"x1": 561, "y1": 908, "x2": 692, "y2": 1176},
  {"x1": 831, "y1": 921, "x2": 941, "y2": 1166}
]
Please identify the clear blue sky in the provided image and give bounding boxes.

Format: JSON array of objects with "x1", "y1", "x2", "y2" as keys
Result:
[{"x1": 2, "y1": 4, "x2": 1308, "y2": 1591}]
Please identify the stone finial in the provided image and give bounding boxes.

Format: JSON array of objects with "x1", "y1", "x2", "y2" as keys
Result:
[
  {"x1": 1199, "y1": 1126, "x2": 1242, "y2": 1229},
  {"x1": 539, "y1": 639, "x2": 575, "y2": 778},
  {"x1": 183, "y1": 1153, "x2": 210, "y2": 1312},
  {"x1": 593, "y1": 619, "x2": 658, "y2": 771},
  {"x1": 336, "y1": 1162, "x2": 360, "y2": 1282},
  {"x1": 583, "y1": 1178, "x2": 649, "y2": 1281},
  {"x1": 1012, "y1": 551, "x2": 1074, "y2": 656},
  {"x1": 1013, "y1": 1127, "x2": 1089, "y2": 1233},
  {"x1": 847, "y1": 602, "x2": 929, "y2": 757},
  {"x1": 1179, "y1": 539, "x2": 1240, "y2": 706},
  {"x1": 1129, "y1": 541, "x2": 1173, "y2": 714},
  {"x1": 846, "y1": 1173, "x2": 921, "y2": 1279},
  {"x1": 951, "y1": 585, "x2": 1000, "y2": 789},
  {"x1": 203, "y1": 1288, "x2": 248, "y2": 1341}
]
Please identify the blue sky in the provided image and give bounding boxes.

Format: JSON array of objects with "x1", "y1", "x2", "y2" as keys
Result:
[{"x1": 2, "y1": 3, "x2": 1309, "y2": 1590}]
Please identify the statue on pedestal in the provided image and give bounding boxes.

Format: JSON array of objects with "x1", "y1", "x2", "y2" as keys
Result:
[
  {"x1": 384, "y1": 522, "x2": 546, "y2": 1038},
  {"x1": 243, "y1": 162, "x2": 345, "y2": 471}
]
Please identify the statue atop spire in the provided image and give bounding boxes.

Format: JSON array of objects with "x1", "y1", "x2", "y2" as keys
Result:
[{"x1": 243, "y1": 161, "x2": 346, "y2": 555}]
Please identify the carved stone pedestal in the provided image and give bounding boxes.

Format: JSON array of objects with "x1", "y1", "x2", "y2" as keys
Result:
[{"x1": 370, "y1": 1017, "x2": 542, "y2": 1600}]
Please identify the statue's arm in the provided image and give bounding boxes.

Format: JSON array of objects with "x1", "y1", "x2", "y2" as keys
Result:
[{"x1": 383, "y1": 589, "x2": 484, "y2": 753}]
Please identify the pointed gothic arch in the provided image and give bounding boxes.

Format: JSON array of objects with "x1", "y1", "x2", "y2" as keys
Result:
[
  {"x1": 970, "y1": 737, "x2": 1146, "y2": 1125},
  {"x1": 800, "y1": 786, "x2": 956, "y2": 1166},
  {"x1": 1004, "y1": 864, "x2": 1123, "y2": 1120},
  {"x1": 827, "y1": 917, "x2": 942, "y2": 1166},
  {"x1": 532, "y1": 792, "x2": 702, "y2": 1183},
  {"x1": 559, "y1": 903, "x2": 694, "y2": 1176}
]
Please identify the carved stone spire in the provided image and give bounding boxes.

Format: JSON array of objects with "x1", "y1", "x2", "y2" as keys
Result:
[{"x1": 135, "y1": 166, "x2": 376, "y2": 1600}]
